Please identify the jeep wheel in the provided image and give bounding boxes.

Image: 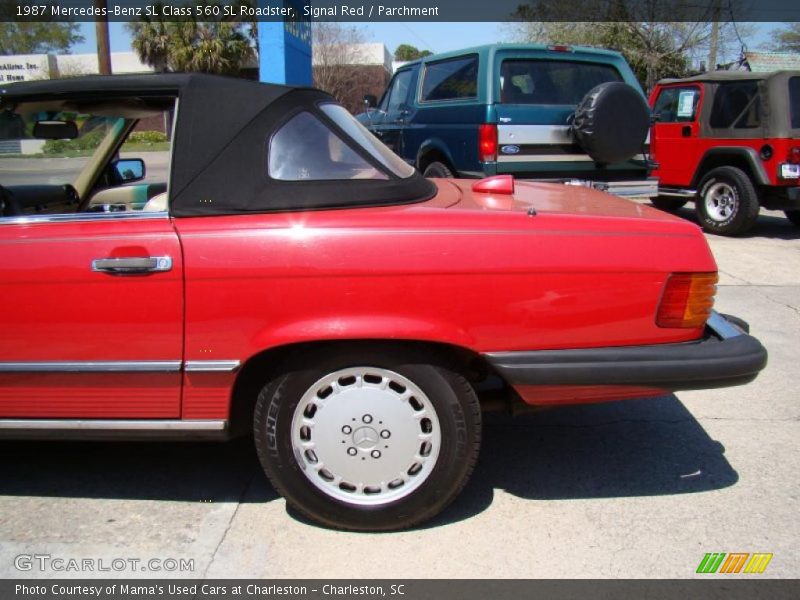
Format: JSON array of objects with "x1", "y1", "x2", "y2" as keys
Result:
[
  {"x1": 651, "y1": 197, "x2": 688, "y2": 212},
  {"x1": 423, "y1": 161, "x2": 454, "y2": 178},
  {"x1": 785, "y1": 210, "x2": 800, "y2": 227},
  {"x1": 253, "y1": 348, "x2": 481, "y2": 531},
  {"x1": 696, "y1": 166, "x2": 760, "y2": 236}
]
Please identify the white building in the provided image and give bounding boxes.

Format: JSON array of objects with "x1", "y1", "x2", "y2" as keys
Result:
[
  {"x1": 1, "y1": 42, "x2": 395, "y2": 84},
  {"x1": 0, "y1": 52, "x2": 153, "y2": 83}
]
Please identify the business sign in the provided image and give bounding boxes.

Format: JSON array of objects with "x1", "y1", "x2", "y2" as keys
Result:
[
  {"x1": 258, "y1": 1, "x2": 312, "y2": 85},
  {"x1": 0, "y1": 55, "x2": 55, "y2": 83}
]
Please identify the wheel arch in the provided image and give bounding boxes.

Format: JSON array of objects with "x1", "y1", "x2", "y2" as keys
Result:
[
  {"x1": 227, "y1": 339, "x2": 492, "y2": 438},
  {"x1": 416, "y1": 139, "x2": 457, "y2": 174},
  {"x1": 691, "y1": 147, "x2": 770, "y2": 189}
]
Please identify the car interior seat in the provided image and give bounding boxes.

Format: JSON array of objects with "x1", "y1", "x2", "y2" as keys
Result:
[{"x1": 142, "y1": 192, "x2": 168, "y2": 212}]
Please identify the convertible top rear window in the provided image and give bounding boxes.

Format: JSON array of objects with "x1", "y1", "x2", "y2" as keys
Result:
[
  {"x1": 320, "y1": 103, "x2": 415, "y2": 178},
  {"x1": 269, "y1": 112, "x2": 387, "y2": 181}
]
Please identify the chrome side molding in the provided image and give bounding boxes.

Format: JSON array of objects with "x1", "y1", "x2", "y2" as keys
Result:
[
  {"x1": 0, "y1": 419, "x2": 226, "y2": 431},
  {"x1": 0, "y1": 360, "x2": 241, "y2": 373},
  {"x1": 184, "y1": 360, "x2": 241, "y2": 373},
  {"x1": 0, "y1": 361, "x2": 182, "y2": 373},
  {"x1": 0, "y1": 418, "x2": 229, "y2": 440}
]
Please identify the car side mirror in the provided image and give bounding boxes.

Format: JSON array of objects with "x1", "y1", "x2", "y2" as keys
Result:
[
  {"x1": 111, "y1": 158, "x2": 145, "y2": 184},
  {"x1": 363, "y1": 94, "x2": 377, "y2": 109}
]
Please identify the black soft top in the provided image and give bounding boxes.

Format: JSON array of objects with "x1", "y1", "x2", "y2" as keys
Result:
[{"x1": 0, "y1": 74, "x2": 435, "y2": 216}]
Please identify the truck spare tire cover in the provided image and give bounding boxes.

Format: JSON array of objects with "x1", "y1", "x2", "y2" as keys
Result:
[{"x1": 571, "y1": 81, "x2": 650, "y2": 165}]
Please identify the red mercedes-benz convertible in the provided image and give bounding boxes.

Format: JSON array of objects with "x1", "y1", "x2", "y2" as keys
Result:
[{"x1": 0, "y1": 75, "x2": 766, "y2": 530}]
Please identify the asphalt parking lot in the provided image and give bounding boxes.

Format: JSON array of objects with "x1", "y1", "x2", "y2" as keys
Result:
[{"x1": 0, "y1": 205, "x2": 797, "y2": 580}]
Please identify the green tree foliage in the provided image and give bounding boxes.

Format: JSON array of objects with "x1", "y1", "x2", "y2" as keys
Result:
[
  {"x1": 771, "y1": 23, "x2": 800, "y2": 53},
  {"x1": 508, "y1": 1, "x2": 751, "y2": 91},
  {"x1": 126, "y1": 2, "x2": 254, "y2": 75},
  {"x1": 394, "y1": 44, "x2": 433, "y2": 61},
  {"x1": 0, "y1": 22, "x2": 84, "y2": 55},
  {"x1": 168, "y1": 21, "x2": 253, "y2": 74},
  {"x1": 510, "y1": 21, "x2": 696, "y2": 91}
]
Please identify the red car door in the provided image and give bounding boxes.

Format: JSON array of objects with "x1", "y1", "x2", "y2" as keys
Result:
[
  {"x1": 0, "y1": 213, "x2": 183, "y2": 418},
  {"x1": 650, "y1": 83, "x2": 704, "y2": 187}
]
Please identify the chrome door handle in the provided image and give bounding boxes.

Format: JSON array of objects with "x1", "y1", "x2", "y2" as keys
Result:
[{"x1": 91, "y1": 256, "x2": 172, "y2": 273}]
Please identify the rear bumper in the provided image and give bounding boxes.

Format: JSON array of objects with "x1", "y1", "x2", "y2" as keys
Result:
[
  {"x1": 484, "y1": 312, "x2": 767, "y2": 392},
  {"x1": 589, "y1": 178, "x2": 659, "y2": 200},
  {"x1": 526, "y1": 177, "x2": 658, "y2": 200}
]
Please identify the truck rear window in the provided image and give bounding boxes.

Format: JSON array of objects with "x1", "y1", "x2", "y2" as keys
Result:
[
  {"x1": 790, "y1": 76, "x2": 800, "y2": 129},
  {"x1": 500, "y1": 60, "x2": 622, "y2": 105}
]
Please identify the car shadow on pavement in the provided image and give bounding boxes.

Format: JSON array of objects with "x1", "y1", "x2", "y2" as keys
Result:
[
  {"x1": 665, "y1": 205, "x2": 799, "y2": 240},
  {"x1": 0, "y1": 393, "x2": 736, "y2": 531},
  {"x1": 429, "y1": 393, "x2": 738, "y2": 529},
  {"x1": 0, "y1": 436, "x2": 278, "y2": 505}
]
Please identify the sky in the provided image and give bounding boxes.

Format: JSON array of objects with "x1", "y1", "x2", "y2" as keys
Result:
[{"x1": 74, "y1": 21, "x2": 779, "y2": 62}]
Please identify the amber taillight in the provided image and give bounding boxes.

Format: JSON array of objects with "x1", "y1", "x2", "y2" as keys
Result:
[
  {"x1": 478, "y1": 124, "x2": 497, "y2": 163},
  {"x1": 656, "y1": 273, "x2": 718, "y2": 328}
]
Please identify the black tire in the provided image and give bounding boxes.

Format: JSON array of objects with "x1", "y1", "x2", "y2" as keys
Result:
[
  {"x1": 422, "y1": 161, "x2": 454, "y2": 178},
  {"x1": 784, "y1": 210, "x2": 800, "y2": 227},
  {"x1": 695, "y1": 166, "x2": 760, "y2": 236},
  {"x1": 253, "y1": 346, "x2": 481, "y2": 531},
  {"x1": 571, "y1": 82, "x2": 650, "y2": 164},
  {"x1": 651, "y1": 196, "x2": 688, "y2": 212}
]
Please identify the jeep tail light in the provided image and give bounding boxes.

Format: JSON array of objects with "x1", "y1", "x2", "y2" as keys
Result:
[
  {"x1": 478, "y1": 124, "x2": 497, "y2": 163},
  {"x1": 779, "y1": 147, "x2": 800, "y2": 179},
  {"x1": 656, "y1": 272, "x2": 718, "y2": 328}
]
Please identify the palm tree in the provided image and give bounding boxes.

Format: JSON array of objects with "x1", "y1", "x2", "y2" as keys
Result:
[
  {"x1": 170, "y1": 22, "x2": 254, "y2": 76},
  {"x1": 127, "y1": 20, "x2": 172, "y2": 73},
  {"x1": 127, "y1": 7, "x2": 254, "y2": 76}
]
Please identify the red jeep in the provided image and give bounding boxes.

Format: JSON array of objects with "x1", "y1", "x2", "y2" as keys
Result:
[{"x1": 649, "y1": 71, "x2": 800, "y2": 235}]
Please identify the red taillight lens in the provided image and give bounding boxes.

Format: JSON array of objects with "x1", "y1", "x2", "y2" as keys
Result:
[
  {"x1": 547, "y1": 44, "x2": 573, "y2": 53},
  {"x1": 656, "y1": 273, "x2": 718, "y2": 328},
  {"x1": 478, "y1": 124, "x2": 497, "y2": 163},
  {"x1": 787, "y1": 147, "x2": 800, "y2": 164}
]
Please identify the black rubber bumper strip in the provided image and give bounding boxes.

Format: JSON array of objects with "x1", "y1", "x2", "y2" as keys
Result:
[{"x1": 484, "y1": 319, "x2": 768, "y2": 392}]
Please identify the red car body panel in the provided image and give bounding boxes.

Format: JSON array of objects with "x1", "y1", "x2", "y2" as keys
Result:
[
  {"x1": 173, "y1": 181, "x2": 714, "y2": 416},
  {"x1": 0, "y1": 217, "x2": 183, "y2": 418},
  {"x1": 515, "y1": 385, "x2": 666, "y2": 405},
  {"x1": 0, "y1": 179, "x2": 718, "y2": 419}
]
